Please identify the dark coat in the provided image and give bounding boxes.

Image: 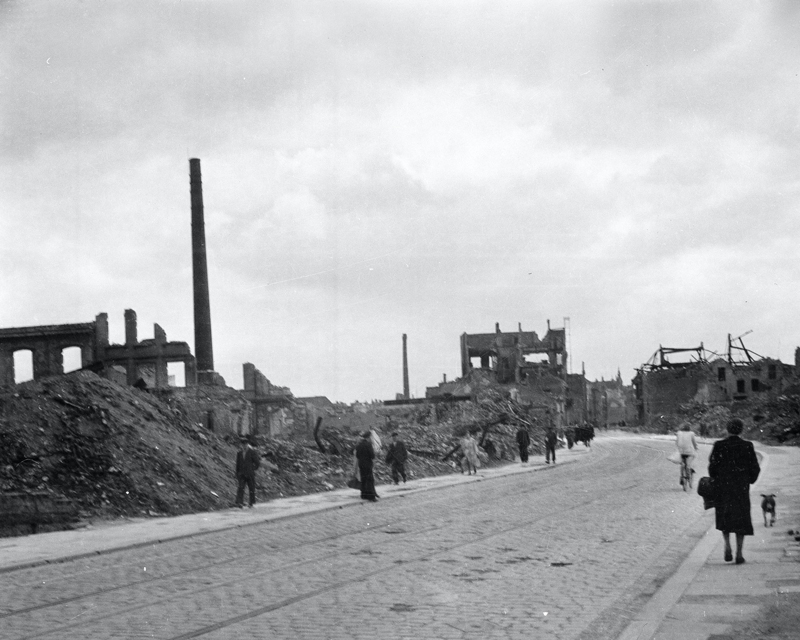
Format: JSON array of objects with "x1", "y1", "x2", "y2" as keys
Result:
[
  {"x1": 386, "y1": 440, "x2": 408, "y2": 465},
  {"x1": 708, "y1": 435, "x2": 760, "y2": 535},
  {"x1": 236, "y1": 447, "x2": 260, "y2": 478},
  {"x1": 355, "y1": 438, "x2": 377, "y2": 499},
  {"x1": 516, "y1": 428, "x2": 530, "y2": 448}
]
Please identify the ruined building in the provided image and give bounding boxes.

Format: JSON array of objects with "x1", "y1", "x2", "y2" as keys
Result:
[
  {"x1": 460, "y1": 321, "x2": 567, "y2": 383},
  {"x1": 423, "y1": 321, "x2": 589, "y2": 428},
  {"x1": 0, "y1": 310, "x2": 196, "y2": 388},
  {"x1": 633, "y1": 337, "x2": 798, "y2": 426}
]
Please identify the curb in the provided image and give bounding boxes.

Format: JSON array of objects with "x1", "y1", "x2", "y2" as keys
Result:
[
  {"x1": 0, "y1": 454, "x2": 584, "y2": 574},
  {"x1": 613, "y1": 441, "x2": 776, "y2": 640}
]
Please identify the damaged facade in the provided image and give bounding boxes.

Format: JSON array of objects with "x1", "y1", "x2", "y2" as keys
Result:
[
  {"x1": 423, "y1": 321, "x2": 589, "y2": 428},
  {"x1": 633, "y1": 340, "x2": 798, "y2": 426},
  {"x1": 0, "y1": 310, "x2": 197, "y2": 389}
]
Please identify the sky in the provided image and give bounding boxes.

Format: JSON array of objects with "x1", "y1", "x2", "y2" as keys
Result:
[{"x1": 1, "y1": 0, "x2": 799, "y2": 402}]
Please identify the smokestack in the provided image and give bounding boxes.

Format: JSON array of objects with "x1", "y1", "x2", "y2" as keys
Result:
[
  {"x1": 402, "y1": 334, "x2": 410, "y2": 399},
  {"x1": 190, "y1": 158, "x2": 214, "y2": 372}
]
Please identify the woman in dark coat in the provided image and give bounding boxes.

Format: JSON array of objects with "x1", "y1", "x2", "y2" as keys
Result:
[
  {"x1": 708, "y1": 418, "x2": 760, "y2": 564},
  {"x1": 355, "y1": 431, "x2": 379, "y2": 502}
]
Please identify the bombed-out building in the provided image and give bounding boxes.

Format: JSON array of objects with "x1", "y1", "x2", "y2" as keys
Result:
[
  {"x1": 633, "y1": 338, "x2": 798, "y2": 426},
  {"x1": 424, "y1": 321, "x2": 588, "y2": 428},
  {"x1": 0, "y1": 310, "x2": 198, "y2": 389}
]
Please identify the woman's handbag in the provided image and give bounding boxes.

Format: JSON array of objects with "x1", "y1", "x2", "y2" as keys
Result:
[
  {"x1": 697, "y1": 476, "x2": 717, "y2": 510},
  {"x1": 347, "y1": 475, "x2": 361, "y2": 490}
]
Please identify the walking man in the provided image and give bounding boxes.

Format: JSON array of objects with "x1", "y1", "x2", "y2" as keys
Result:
[
  {"x1": 235, "y1": 435, "x2": 260, "y2": 508},
  {"x1": 516, "y1": 425, "x2": 531, "y2": 464},
  {"x1": 545, "y1": 425, "x2": 558, "y2": 464},
  {"x1": 385, "y1": 431, "x2": 408, "y2": 484}
]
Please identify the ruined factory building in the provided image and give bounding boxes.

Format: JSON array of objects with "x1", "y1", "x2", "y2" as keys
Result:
[
  {"x1": 632, "y1": 340, "x2": 799, "y2": 425},
  {"x1": 0, "y1": 310, "x2": 197, "y2": 388}
]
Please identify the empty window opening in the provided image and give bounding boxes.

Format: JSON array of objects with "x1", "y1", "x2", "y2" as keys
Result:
[
  {"x1": 736, "y1": 379, "x2": 745, "y2": 394},
  {"x1": 718, "y1": 367, "x2": 726, "y2": 381},
  {"x1": 168, "y1": 361, "x2": 186, "y2": 387},
  {"x1": 768, "y1": 365, "x2": 777, "y2": 380},
  {"x1": 13, "y1": 350, "x2": 33, "y2": 384},
  {"x1": 62, "y1": 346, "x2": 82, "y2": 373},
  {"x1": 751, "y1": 379, "x2": 760, "y2": 392}
]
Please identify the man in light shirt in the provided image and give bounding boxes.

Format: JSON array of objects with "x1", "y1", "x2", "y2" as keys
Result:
[{"x1": 676, "y1": 423, "x2": 699, "y2": 483}]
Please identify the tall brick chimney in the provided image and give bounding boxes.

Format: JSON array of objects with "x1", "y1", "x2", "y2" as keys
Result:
[
  {"x1": 190, "y1": 158, "x2": 214, "y2": 373},
  {"x1": 402, "y1": 333, "x2": 410, "y2": 399}
]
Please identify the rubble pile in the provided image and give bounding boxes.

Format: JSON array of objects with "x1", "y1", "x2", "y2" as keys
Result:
[
  {"x1": 660, "y1": 396, "x2": 800, "y2": 445},
  {"x1": 0, "y1": 371, "x2": 239, "y2": 526}
]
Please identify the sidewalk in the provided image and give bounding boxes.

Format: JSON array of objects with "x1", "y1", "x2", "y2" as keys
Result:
[
  {"x1": 615, "y1": 440, "x2": 800, "y2": 640},
  {"x1": 0, "y1": 445, "x2": 587, "y2": 574}
]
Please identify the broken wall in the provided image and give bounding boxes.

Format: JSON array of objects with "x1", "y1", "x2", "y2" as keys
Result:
[{"x1": 160, "y1": 385, "x2": 252, "y2": 436}]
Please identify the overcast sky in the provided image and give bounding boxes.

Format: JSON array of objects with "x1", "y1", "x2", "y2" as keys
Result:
[{"x1": 2, "y1": 1, "x2": 799, "y2": 402}]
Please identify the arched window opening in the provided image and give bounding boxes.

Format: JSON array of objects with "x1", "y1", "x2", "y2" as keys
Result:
[
  {"x1": 14, "y1": 350, "x2": 33, "y2": 384},
  {"x1": 62, "y1": 346, "x2": 82, "y2": 373},
  {"x1": 168, "y1": 361, "x2": 186, "y2": 387}
]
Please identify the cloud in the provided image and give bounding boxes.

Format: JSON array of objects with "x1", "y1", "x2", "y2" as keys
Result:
[{"x1": 2, "y1": 0, "x2": 799, "y2": 398}]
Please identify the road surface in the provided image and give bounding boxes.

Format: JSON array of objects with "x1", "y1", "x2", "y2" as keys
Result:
[{"x1": 1, "y1": 435, "x2": 712, "y2": 640}]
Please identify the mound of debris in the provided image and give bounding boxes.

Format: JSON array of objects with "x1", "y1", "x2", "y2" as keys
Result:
[
  {"x1": 0, "y1": 371, "x2": 543, "y2": 537},
  {"x1": 652, "y1": 396, "x2": 800, "y2": 445},
  {"x1": 0, "y1": 372, "x2": 240, "y2": 531}
]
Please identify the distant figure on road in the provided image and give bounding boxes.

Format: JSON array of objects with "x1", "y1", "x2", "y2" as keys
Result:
[
  {"x1": 675, "y1": 422, "x2": 698, "y2": 481},
  {"x1": 235, "y1": 436, "x2": 260, "y2": 508},
  {"x1": 574, "y1": 423, "x2": 595, "y2": 447},
  {"x1": 708, "y1": 418, "x2": 760, "y2": 564},
  {"x1": 460, "y1": 433, "x2": 480, "y2": 475},
  {"x1": 544, "y1": 425, "x2": 558, "y2": 464},
  {"x1": 516, "y1": 425, "x2": 531, "y2": 464},
  {"x1": 356, "y1": 431, "x2": 379, "y2": 501},
  {"x1": 385, "y1": 431, "x2": 408, "y2": 485}
]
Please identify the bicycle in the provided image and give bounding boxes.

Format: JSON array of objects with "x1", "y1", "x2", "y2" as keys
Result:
[{"x1": 680, "y1": 454, "x2": 693, "y2": 492}]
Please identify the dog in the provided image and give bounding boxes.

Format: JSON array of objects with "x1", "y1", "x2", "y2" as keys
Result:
[{"x1": 761, "y1": 494, "x2": 776, "y2": 527}]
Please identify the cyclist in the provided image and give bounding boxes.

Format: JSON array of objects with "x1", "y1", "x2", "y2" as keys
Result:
[{"x1": 676, "y1": 422, "x2": 698, "y2": 487}]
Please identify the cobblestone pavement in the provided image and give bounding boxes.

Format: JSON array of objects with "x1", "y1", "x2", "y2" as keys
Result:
[{"x1": 1, "y1": 436, "x2": 715, "y2": 640}]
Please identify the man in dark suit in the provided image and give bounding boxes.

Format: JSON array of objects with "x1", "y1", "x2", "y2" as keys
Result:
[
  {"x1": 385, "y1": 432, "x2": 408, "y2": 484},
  {"x1": 235, "y1": 436, "x2": 260, "y2": 508},
  {"x1": 708, "y1": 418, "x2": 760, "y2": 564},
  {"x1": 516, "y1": 425, "x2": 531, "y2": 464}
]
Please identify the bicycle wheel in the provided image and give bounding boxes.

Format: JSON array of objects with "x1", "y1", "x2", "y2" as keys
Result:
[{"x1": 681, "y1": 465, "x2": 690, "y2": 492}]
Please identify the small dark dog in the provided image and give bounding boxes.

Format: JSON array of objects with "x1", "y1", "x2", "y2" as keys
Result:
[{"x1": 761, "y1": 494, "x2": 776, "y2": 527}]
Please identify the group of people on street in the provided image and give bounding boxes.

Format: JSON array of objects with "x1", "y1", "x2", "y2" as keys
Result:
[
  {"x1": 235, "y1": 415, "x2": 762, "y2": 562},
  {"x1": 515, "y1": 424, "x2": 559, "y2": 465},
  {"x1": 676, "y1": 418, "x2": 760, "y2": 565},
  {"x1": 352, "y1": 430, "x2": 409, "y2": 502}
]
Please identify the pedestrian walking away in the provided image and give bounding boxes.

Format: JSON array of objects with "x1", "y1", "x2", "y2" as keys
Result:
[
  {"x1": 708, "y1": 418, "x2": 760, "y2": 564},
  {"x1": 545, "y1": 425, "x2": 558, "y2": 464},
  {"x1": 385, "y1": 431, "x2": 408, "y2": 484},
  {"x1": 235, "y1": 435, "x2": 260, "y2": 508},
  {"x1": 460, "y1": 433, "x2": 480, "y2": 475},
  {"x1": 356, "y1": 430, "x2": 379, "y2": 501},
  {"x1": 516, "y1": 425, "x2": 531, "y2": 464}
]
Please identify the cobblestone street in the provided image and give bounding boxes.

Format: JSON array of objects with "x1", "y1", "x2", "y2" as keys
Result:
[{"x1": 1, "y1": 436, "x2": 714, "y2": 640}]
